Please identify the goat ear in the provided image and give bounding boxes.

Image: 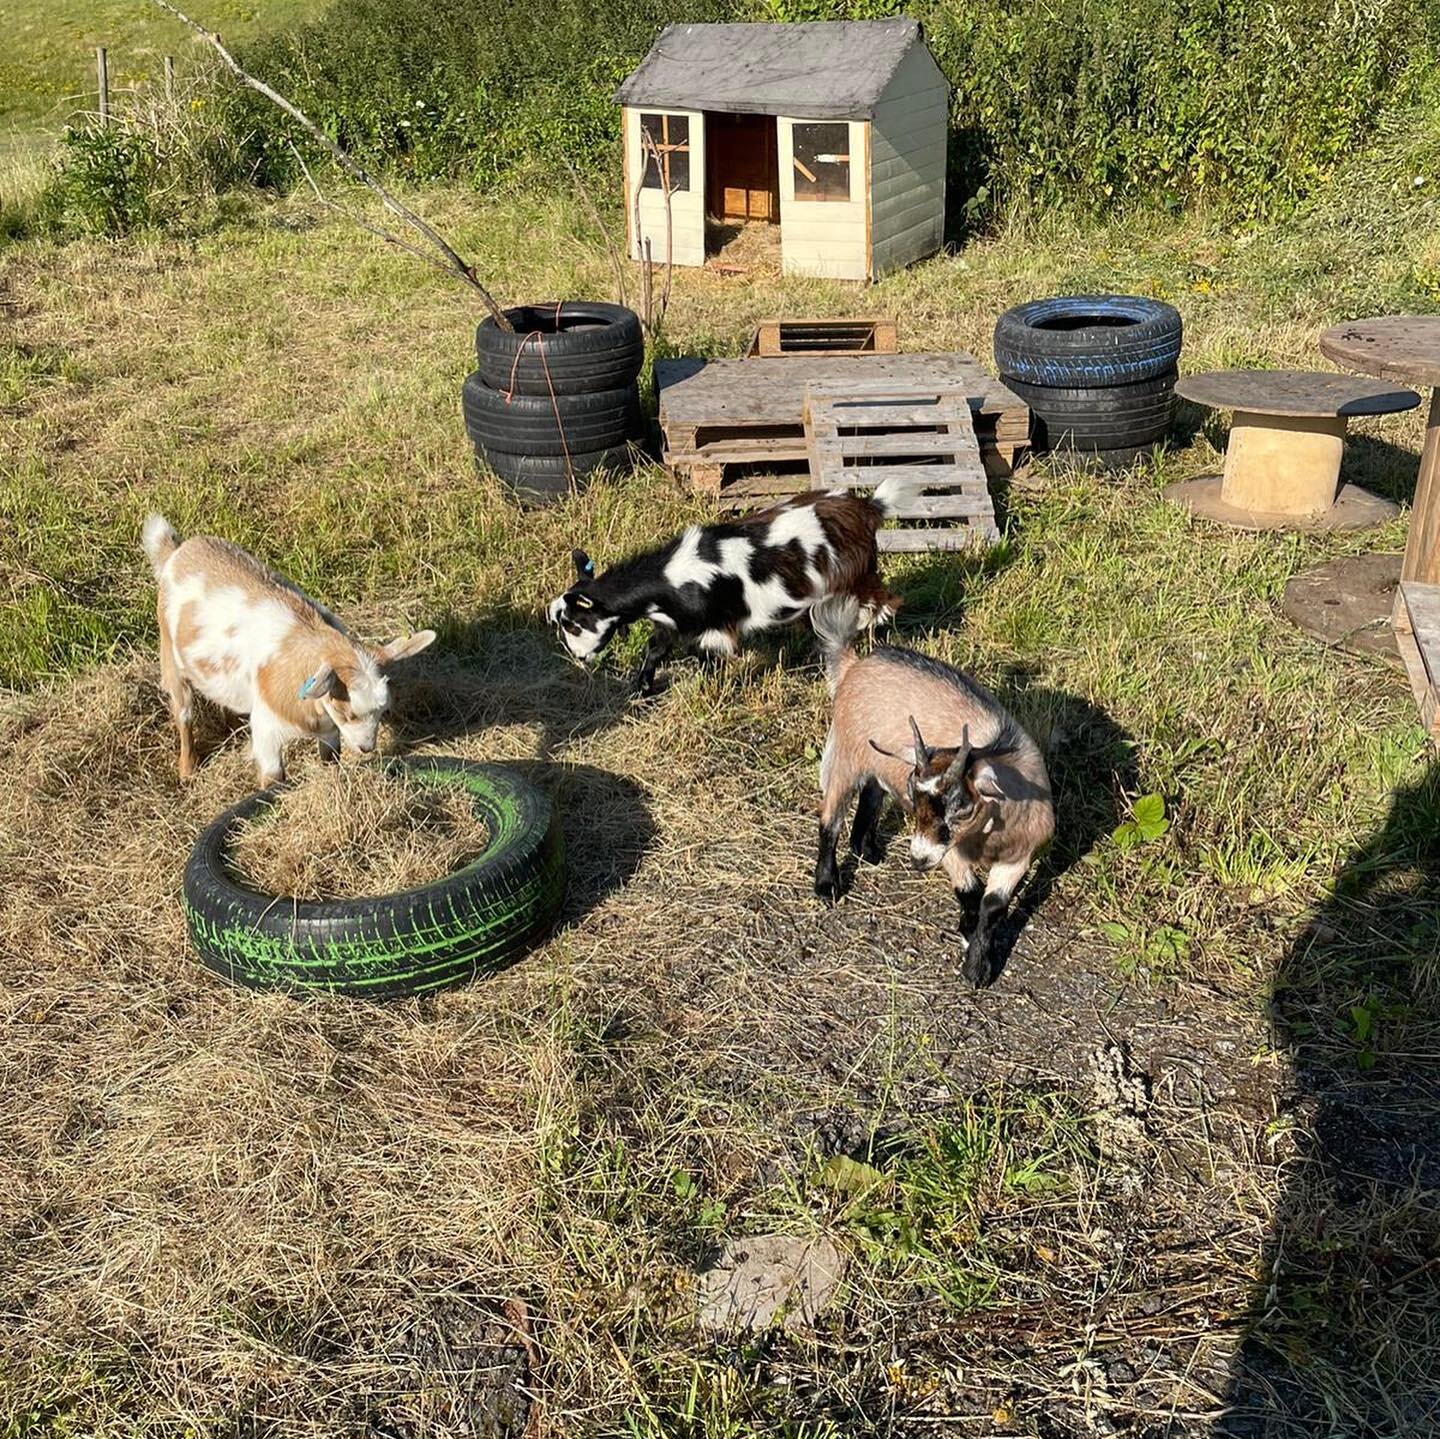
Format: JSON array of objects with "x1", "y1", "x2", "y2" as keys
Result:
[
  {"x1": 572, "y1": 548, "x2": 595, "y2": 580},
  {"x1": 375, "y1": 630, "x2": 436, "y2": 666},
  {"x1": 298, "y1": 663, "x2": 338, "y2": 700},
  {"x1": 969, "y1": 757, "x2": 1007, "y2": 802},
  {"x1": 869, "y1": 738, "x2": 917, "y2": 765}
]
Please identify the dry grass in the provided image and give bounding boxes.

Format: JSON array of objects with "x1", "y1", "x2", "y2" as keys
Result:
[
  {"x1": 227, "y1": 763, "x2": 491, "y2": 901},
  {"x1": 3, "y1": 150, "x2": 1440, "y2": 1432}
]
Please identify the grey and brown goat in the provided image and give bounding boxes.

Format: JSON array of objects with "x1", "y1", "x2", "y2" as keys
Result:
[{"x1": 811, "y1": 597, "x2": 1055, "y2": 987}]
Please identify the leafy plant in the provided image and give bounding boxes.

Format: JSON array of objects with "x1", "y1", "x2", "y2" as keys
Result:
[
  {"x1": 1099, "y1": 918, "x2": 1191, "y2": 976},
  {"x1": 1113, "y1": 793, "x2": 1170, "y2": 850},
  {"x1": 177, "y1": 0, "x2": 1439, "y2": 221},
  {"x1": 46, "y1": 126, "x2": 157, "y2": 236}
]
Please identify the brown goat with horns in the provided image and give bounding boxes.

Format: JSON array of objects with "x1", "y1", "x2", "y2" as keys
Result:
[{"x1": 811, "y1": 597, "x2": 1055, "y2": 987}]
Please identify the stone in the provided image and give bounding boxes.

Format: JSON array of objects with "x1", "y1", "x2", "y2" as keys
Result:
[{"x1": 695, "y1": 1233, "x2": 845, "y2": 1333}]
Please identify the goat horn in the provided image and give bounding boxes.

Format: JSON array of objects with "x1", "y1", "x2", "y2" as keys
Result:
[
  {"x1": 941, "y1": 722, "x2": 972, "y2": 786},
  {"x1": 908, "y1": 714, "x2": 929, "y2": 763}
]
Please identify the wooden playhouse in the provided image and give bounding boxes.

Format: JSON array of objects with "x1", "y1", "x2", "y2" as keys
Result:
[{"x1": 615, "y1": 20, "x2": 949, "y2": 281}]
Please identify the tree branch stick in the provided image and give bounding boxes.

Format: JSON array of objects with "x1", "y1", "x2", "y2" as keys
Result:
[{"x1": 151, "y1": 0, "x2": 512, "y2": 329}]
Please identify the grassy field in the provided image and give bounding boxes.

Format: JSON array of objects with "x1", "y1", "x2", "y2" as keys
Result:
[
  {"x1": 2, "y1": 116, "x2": 1440, "y2": 1434},
  {"x1": 0, "y1": 0, "x2": 320, "y2": 172}
]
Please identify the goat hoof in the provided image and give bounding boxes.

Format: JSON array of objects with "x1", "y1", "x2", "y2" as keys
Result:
[
  {"x1": 852, "y1": 836, "x2": 883, "y2": 865},
  {"x1": 814, "y1": 876, "x2": 840, "y2": 905}
]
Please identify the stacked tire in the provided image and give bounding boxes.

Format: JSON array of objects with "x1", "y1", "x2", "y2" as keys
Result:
[
  {"x1": 464, "y1": 302, "x2": 645, "y2": 506},
  {"x1": 993, "y1": 296, "x2": 1183, "y2": 470}
]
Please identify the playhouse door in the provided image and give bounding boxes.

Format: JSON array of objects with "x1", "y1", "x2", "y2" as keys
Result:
[
  {"x1": 628, "y1": 108, "x2": 706, "y2": 268},
  {"x1": 705, "y1": 114, "x2": 779, "y2": 222}
]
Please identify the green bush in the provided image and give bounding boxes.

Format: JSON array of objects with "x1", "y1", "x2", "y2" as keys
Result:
[
  {"x1": 920, "y1": 0, "x2": 1438, "y2": 218},
  {"x1": 223, "y1": 0, "x2": 737, "y2": 190},
  {"x1": 37, "y1": 76, "x2": 265, "y2": 239},
  {"x1": 44, "y1": 126, "x2": 158, "y2": 236},
  {"x1": 197, "y1": 0, "x2": 1440, "y2": 220}
]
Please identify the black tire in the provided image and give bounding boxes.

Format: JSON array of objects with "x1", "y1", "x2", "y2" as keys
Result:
[
  {"x1": 1005, "y1": 371, "x2": 1177, "y2": 453},
  {"x1": 1056, "y1": 443, "x2": 1167, "y2": 473},
  {"x1": 462, "y1": 373, "x2": 640, "y2": 456},
  {"x1": 475, "y1": 442, "x2": 638, "y2": 506},
  {"x1": 994, "y1": 295, "x2": 1182, "y2": 388},
  {"x1": 183, "y1": 758, "x2": 565, "y2": 999},
  {"x1": 477, "y1": 302, "x2": 644, "y2": 396}
]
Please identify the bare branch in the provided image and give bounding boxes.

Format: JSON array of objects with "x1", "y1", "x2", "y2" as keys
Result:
[
  {"x1": 150, "y1": 0, "x2": 513, "y2": 329},
  {"x1": 288, "y1": 141, "x2": 463, "y2": 282},
  {"x1": 637, "y1": 129, "x2": 675, "y2": 344}
]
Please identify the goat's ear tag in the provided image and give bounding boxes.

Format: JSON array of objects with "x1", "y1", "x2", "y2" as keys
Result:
[{"x1": 298, "y1": 676, "x2": 318, "y2": 699}]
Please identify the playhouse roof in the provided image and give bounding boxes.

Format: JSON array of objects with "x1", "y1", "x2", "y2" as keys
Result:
[{"x1": 614, "y1": 20, "x2": 925, "y2": 121}]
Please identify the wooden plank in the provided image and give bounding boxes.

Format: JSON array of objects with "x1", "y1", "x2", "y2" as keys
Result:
[
  {"x1": 818, "y1": 462, "x2": 986, "y2": 488},
  {"x1": 879, "y1": 526, "x2": 999, "y2": 553},
  {"x1": 669, "y1": 438, "x2": 811, "y2": 465},
  {"x1": 656, "y1": 353, "x2": 1026, "y2": 427},
  {"x1": 1402, "y1": 393, "x2": 1440, "y2": 586},
  {"x1": 888, "y1": 492, "x2": 994, "y2": 518},
  {"x1": 810, "y1": 403, "x2": 955, "y2": 428},
  {"x1": 817, "y1": 431, "x2": 974, "y2": 459},
  {"x1": 1397, "y1": 581, "x2": 1440, "y2": 740},
  {"x1": 805, "y1": 470, "x2": 979, "y2": 494},
  {"x1": 714, "y1": 473, "x2": 813, "y2": 499},
  {"x1": 1394, "y1": 625, "x2": 1439, "y2": 738},
  {"x1": 1399, "y1": 581, "x2": 1440, "y2": 683}
]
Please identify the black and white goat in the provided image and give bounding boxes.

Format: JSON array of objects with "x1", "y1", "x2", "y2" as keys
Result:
[
  {"x1": 811, "y1": 597, "x2": 1055, "y2": 988},
  {"x1": 547, "y1": 480, "x2": 907, "y2": 694}
]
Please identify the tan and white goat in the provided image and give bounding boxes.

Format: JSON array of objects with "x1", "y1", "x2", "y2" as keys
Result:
[
  {"x1": 811, "y1": 597, "x2": 1054, "y2": 987},
  {"x1": 143, "y1": 514, "x2": 435, "y2": 786}
]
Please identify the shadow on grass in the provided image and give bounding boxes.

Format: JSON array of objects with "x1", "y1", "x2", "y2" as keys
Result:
[
  {"x1": 1218, "y1": 760, "x2": 1440, "y2": 1433},
  {"x1": 987, "y1": 674, "x2": 1138, "y2": 980},
  {"x1": 513, "y1": 759, "x2": 656, "y2": 928},
  {"x1": 1344, "y1": 432, "x2": 1427, "y2": 505},
  {"x1": 387, "y1": 606, "x2": 639, "y2": 758}
]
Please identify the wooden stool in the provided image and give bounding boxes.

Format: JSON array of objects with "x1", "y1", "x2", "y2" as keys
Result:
[{"x1": 1163, "y1": 369, "x2": 1417, "y2": 529}]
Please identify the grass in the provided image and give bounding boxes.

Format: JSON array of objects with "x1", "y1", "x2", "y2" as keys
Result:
[
  {"x1": 0, "y1": 0, "x2": 321, "y2": 145},
  {"x1": 3, "y1": 123, "x2": 1440, "y2": 1432}
]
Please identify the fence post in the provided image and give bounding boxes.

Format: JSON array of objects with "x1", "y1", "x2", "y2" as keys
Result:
[
  {"x1": 96, "y1": 46, "x2": 109, "y2": 125},
  {"x1": 164, "y1": 55, "x2": 175, "y2": 103}
]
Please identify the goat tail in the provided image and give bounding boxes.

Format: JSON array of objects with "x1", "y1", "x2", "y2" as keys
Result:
[
  {"x1": 811, "y1": 594, "x2": 862, "y2": 695},
  {"x1": 141, "y1": 512, "x2": 180, "y2": 575},
  {"x1": 870, "y1": 473, "x2": 916, "y2": 518}
]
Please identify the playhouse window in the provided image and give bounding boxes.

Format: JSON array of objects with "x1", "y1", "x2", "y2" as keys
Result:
[
  {"x1": 792, "y1": 122, "x2": 851, "y2": 201},
  {"x1": 639, "y1": 113, "x2": 690, "y2": 193}
]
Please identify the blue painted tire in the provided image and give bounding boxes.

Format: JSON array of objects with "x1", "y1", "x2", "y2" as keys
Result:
[{"x1": 993, "y1": 295, "x2": 1182, "y2": 388}]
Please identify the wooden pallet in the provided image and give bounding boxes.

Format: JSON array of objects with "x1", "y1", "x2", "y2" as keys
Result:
[
  {"x1": 656, "y1": 353, "x2": 1030, "y2": 501},
  {"x1": 1396, "y1": 580, "x2": 1440, "y2": 742},
  {"x1": 805, "y1": 382, "x2": 998, "y2": 553},
  {"x1": 747, "y1": 317, "x2": 898, "y2": 358}
]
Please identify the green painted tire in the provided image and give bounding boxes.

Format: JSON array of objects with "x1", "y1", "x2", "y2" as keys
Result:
[{"x1": 182, "y1": 758, "x2": 565, "y2": 998}]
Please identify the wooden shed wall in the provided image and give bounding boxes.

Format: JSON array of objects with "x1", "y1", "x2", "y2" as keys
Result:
[
  {"x1": 776, "y1": 116, "x2": 869, "y2": 281},
  {"x1": 624, "y1": 106, "x2": 707, "y2": 269},
  {"x1": 868, "y1": 45, "x2": 948, "y2": 278}
]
